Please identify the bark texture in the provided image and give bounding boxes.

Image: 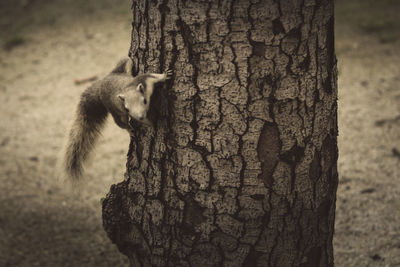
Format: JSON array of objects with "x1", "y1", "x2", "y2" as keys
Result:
[{"x1": 103, "y1": 0, "x2": 338, "y2": 266}]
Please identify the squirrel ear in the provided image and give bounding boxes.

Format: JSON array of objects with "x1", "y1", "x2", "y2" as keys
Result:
[
  {"x1": 136, "y1": 83, "x2": 144, "y2": 94},
  {"x1": 118, "y1": 94, "x2": 125, "y2": 101}
]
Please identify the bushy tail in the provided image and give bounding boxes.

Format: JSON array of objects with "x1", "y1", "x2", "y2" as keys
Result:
[{"x1": 64, "y1": 90, "x2": 108, "y2": 181}]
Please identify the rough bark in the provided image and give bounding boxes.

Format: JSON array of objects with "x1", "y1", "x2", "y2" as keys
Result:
[{"x1": 103, "y1": 0, "x2": 338, "y2": 266}]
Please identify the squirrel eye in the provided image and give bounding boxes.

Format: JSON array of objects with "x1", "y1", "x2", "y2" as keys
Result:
[
  {"x1": 144, "y1": 99, "x2": 147, "y2": 105},
  {"x1": 138, "y1": 83, "x2": 144, "y2": 94}
]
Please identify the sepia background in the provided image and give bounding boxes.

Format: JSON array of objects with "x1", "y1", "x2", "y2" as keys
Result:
[{"x1": 0, "y1": 0, "x2": 399, "y2": 266}]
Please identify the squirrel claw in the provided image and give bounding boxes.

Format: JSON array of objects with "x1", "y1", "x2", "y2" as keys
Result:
[{"x1": 165, "y1": 69, "x2": 173, "y2": 79}]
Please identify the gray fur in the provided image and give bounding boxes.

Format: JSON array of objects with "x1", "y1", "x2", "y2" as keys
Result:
[
  {"x1": 63, "y1": 58, "x2": 172, "y2": 181},
  {"x1": 110, "y1": 57, "x2": 134, "y2": 75},
  {"x1": 64, "y1": 87, "x2": 108, "y2": 181}
]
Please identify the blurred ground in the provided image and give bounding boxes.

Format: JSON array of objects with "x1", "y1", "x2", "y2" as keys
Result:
[
  {"x1": 0, "y1": 0, "x2": 131, "y2": 266},
  {"x1": 334, "y1": 0, "x2": 400, "y2": 266},
  {"x1": 0, "y1": 0, "x2": 399, "y2": 266}
]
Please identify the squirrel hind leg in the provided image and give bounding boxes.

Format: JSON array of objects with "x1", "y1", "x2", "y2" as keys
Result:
[{"x1": 111, "y1": 57, "x2": 134, "y2": 75}]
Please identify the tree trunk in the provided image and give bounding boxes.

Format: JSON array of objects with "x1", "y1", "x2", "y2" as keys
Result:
[{"x1": 102, "y1": 0, "x2": 338, "y2": 266}]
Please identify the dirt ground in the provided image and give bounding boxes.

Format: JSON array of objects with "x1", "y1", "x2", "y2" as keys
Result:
[{"x1": 0, "y1": 0, "x2": 399, "y2": 266}]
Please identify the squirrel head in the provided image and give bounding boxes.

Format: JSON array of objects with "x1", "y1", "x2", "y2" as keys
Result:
[{"x1": 118, "y1": 83, "x2": 150, "y2": 125}]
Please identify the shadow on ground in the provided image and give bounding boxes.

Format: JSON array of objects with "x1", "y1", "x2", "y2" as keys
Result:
[{"x1": 0, "y1": 198, "x2": 126, "y2": 267}]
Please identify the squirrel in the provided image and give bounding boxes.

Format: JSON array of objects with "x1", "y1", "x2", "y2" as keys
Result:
[{"x1": 63, "y1": 57, "x2": 173, "y2": 181}]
